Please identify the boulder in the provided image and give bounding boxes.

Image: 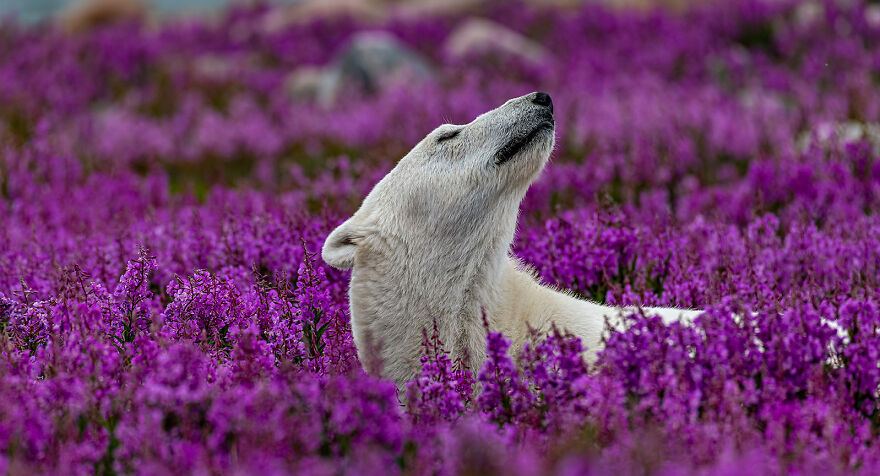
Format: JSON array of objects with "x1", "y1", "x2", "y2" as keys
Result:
[
  {"x1": 797, "y1": 121, "x2": 880, "y2": 154},
  {"x1": 590, "y1": 0, "x2": 719, "y2": 11},
  {"x1": 284, "y1": 66, "x2": 326, "y2": 101},
  {"x1": 444, "y1": 18, "x2": 548, "y2": 65},
  {"x1": 287, "y1": 31, "x2": 433, "y2": 106},
  {"x1": 261, "y1": 0, "x2": 386, "y2": 32},
  {"x1": 393, "y1": 0, "x2": 491, "y2": 19},
  {"x1": 793, "y1": 1, "x2": 823, "y2": 29},
  {"x1": 867, "y1": 4, "x2": 880, "y2": 28},
  {"x1": 58, "y1": 0, "x2": 150, "y2": 33}
]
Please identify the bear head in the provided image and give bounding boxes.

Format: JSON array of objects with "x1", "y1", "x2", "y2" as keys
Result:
[{"x1": 323, "y1": 91, "x2": 555, "y2": 270}]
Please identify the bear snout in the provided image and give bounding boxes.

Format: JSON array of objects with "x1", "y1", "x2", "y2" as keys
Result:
[{"x1": 531, "y1": 92, "x2": 553, "y2": 113}]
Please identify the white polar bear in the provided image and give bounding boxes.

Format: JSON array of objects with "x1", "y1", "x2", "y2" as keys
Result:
[{"x1": 323, "y1": 92, "x2": 701, "y2": 385}]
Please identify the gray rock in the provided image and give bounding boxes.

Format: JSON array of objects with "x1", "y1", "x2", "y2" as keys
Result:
[
  {"x1": 58, "y1": 0, "x2": 151, "y2": 33},
  {"x1": 444, "y1": 18, "x2": 549, "y2": 65},
  {"x1": 261, "y1": 0, "x2": 386, "y2": 33},
  {"x1": 793, "y1": 1, "x2": 823, "y2": 29},
  {"x1": 287, "y1": 31, "x2": 434, "y2": 106},
  {"x1": 797, "y1": 121, "x2": 880, "y2": 154},
  {"x1": 284, "y1": 66, "x2": 326, "y2": 101},
  {"x1": 867, "y1": 5, "x2": 880, "y2": 28},
  {"x1": 393, "y1": 0, "x2": 491, "y2": 19}
]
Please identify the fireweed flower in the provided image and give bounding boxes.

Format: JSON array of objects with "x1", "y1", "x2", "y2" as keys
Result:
[
  {"x1": 2, "y1": 0, "x2": 880, "y2": 473},
  {"x1": 405, "y1": 322, "x2": 474, "y2": 425},
  {"x1": 477, "y1": 328, "x2": 534, "y2": 426}
]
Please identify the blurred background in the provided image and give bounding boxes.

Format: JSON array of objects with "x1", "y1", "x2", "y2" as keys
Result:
[
  {"x1": 3, "y1": 0, "x2": 686, "y2": 25},
  {"x1": 6, "y1": 2, "x2": 880, "y2": 474},
  {"x1": 4, "y1": 0, "x2": 299, "y2": 24},
  {"x1": 4, "y1": 0, "x2": 879, "y2": 282},
  {"x1": 3, "y1": 0, "x2": 878, "y2": 225}
]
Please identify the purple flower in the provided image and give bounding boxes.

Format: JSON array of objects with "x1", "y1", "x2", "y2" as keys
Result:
[
  {"x1": 477, "y1": 327, "x2": 533, "y2": 426},
  {"x1": 2, "y1": 0, "x2": 880, "y2": 472},
  {"x1": 405, "y1": 321, "x2": 474, "y2": 425}
]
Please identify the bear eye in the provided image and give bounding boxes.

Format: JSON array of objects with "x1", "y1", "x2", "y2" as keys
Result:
[{"x1": 436, "y1": 129, "x2": 461, "y2": 143}]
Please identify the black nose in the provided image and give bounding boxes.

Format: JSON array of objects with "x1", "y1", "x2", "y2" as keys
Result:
[{"x1": 531, "y1": 92, "x2": 553, "y2": 112}]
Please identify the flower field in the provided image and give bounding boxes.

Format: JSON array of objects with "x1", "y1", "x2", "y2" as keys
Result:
[{"x1": 2, "y1": 0, "x2": 880, "y2": 473}]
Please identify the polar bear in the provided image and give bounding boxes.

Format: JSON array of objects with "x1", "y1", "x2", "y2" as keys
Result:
[{"x1": 323, "y1": 92, "x2": 701, "y2": 385}]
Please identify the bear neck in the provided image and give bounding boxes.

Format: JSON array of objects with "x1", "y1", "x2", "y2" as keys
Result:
[{"x1": 363, "y1": 189, "x2": 524, "y2": 382}]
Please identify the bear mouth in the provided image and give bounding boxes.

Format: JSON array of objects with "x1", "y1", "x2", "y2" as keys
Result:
[{"x1": 494, "y1": 120, "x2": 555, "y2": 167}]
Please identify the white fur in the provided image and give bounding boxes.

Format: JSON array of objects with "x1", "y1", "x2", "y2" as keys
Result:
[{"x1": 323, "y1": 92, "x2": 701, "y2": 385}]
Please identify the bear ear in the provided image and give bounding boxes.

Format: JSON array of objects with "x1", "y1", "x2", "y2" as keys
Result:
[{"x1": 322, "y1": 218, "x2": 364, "y2": 270}]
